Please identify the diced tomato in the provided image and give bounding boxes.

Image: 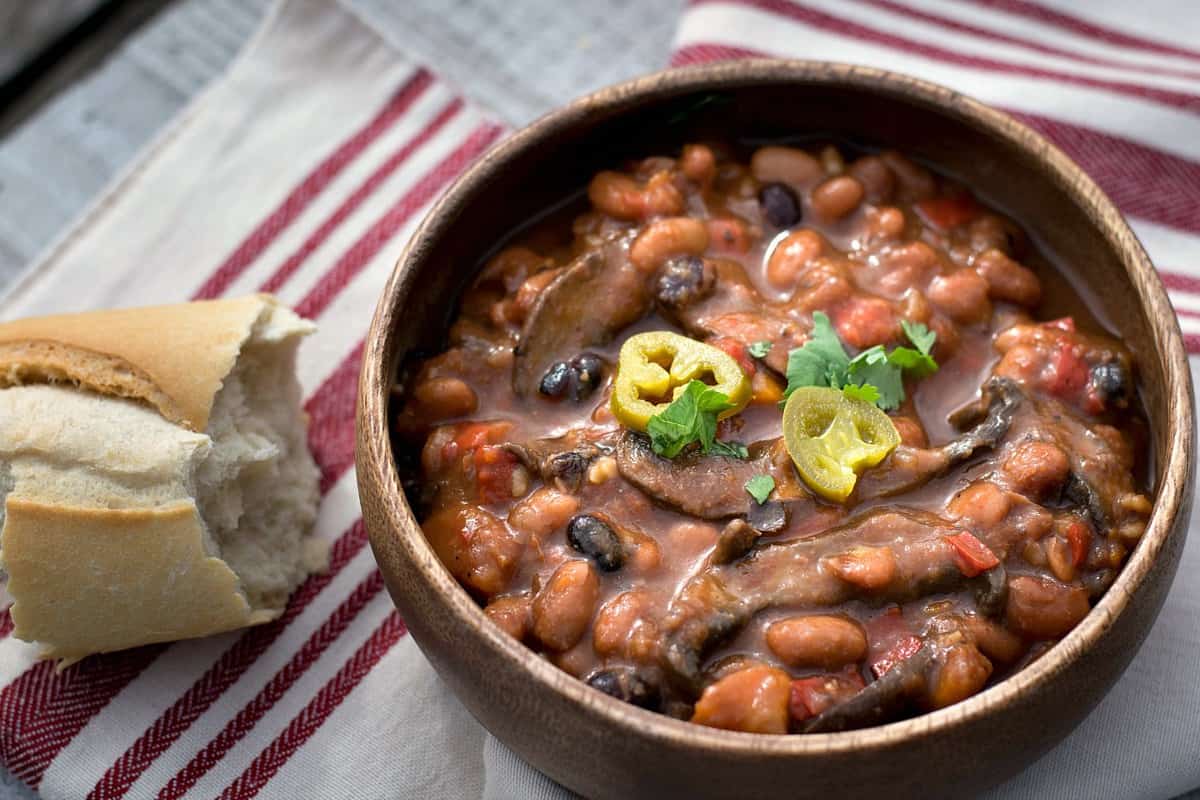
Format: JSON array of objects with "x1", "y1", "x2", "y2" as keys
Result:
[
  {"x1": 1043, "y1": 316, "x2": 1075, "y2": 332},
  {"x1": 705, "y1": 217, "x2": 752, "y2": 254},
  {"x1": 870, "y1": 634, "x2": 923, "y2": 679},
  {"x1": 789, "y1": 670, "x2": 866, "y2": 721},
  {"x1": 914, "y1": 195, "x2": 979, "y2": 231},
  {"x1": 1043, "y1": 343, "x2": 1089, "y2": 400},
  {"x1": 832, "y1": 296, "x2": 898, "y2": 349},
  {"x1": 709, "y1": 336, "x2": 756, "y2": 377},
  {"x1": 451, "y1": 421, "x2": 511, "y2": 452},
  {"x1": 473, "y1": 444, "x2": 519, "y2": 504},
  {"x1": 1064, "y1": 519, "x2": 1092, "y2": 568},
  {"x1": 945, "y1": 531, "x2": 1000, "y2": 577}
]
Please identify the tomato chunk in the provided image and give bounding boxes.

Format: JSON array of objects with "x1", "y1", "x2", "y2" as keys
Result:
[
  {"x1": 474, "y1": 445, "x2": 520, "y2": 504},
  {"x1": 945, "y1": 531, "x2": 1000, "y2": 577},
  {"x1": 789, "y1": 670, "x2": 866, "y2": 721},
  {"x1": 709, "y1": 335, "x2": 757, "y2": 378},
  {"x1": 915, "y1": 194, "x2": 979, "y2": 230},
  {"x1": 871, "y1": 634, "x2": 923, "y2": 679}
]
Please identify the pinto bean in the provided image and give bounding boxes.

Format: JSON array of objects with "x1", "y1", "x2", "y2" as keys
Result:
[
  {"x1": 706, "y1": 217, "x2": 755, "y2": 254},
  {"x1": 680, "y1": 143, "x2": 716, "y2": 184},
  {"x1": 961, "y1": 615, "x2": 1024, "y2": 663},
  {"x1": 823, "y1": 546, "x2": 897, "y2": 590},
  {"x1": 690, "y1": 666, "x2": 792, "y2": 734},
  {"x1": 425, "y1": 502, "x2": 527, "y2": 597},
  {"x1": 927, "y1": 268, "x2": 992, "y2": 324},
  {"x1": 411, "y1": 376, "x2": 478, "y2": 420},
  {"x1": 849, "y1": 155, "x2": 896, "y2": 203},
  {"x1": 532, "y1": 560, "x2": 599, "y2": 651},
  {"x1": 508, "y1": 487, "x2": 581, "y2": 539},
  {"x1": 975, "y1": 248, "x2": 1041, "y2": 306},
  {"x1": 878, "y1": 241, "x2": 939, "y2": 295},
  {"x1": 630, "y1": 217, "x2": 709, "y2": 273},
  {"x1": 929, "y1": 644, "x2": 992, "y2": 709},
  {"x1": 947, "y1": 481, "x2": 1011, "y2": 529},
  {"x1": 793, "y1": 258, "x2": 855, "y2": 311},
  {"x1": 1005, "y1": 575, "x2": 1091, "y2": 640},
  {"x1": 484, "y1": 595, "x2": 532, "y2": 641},
  {"x1": 891, "y1": 416, "x2": 928, "y2": 448},
  {"x1": 593, "y1": 590, "x2": 657, "y2": 660},
  {"x1": 512, "y1": 268, "x2": 562, "y2": 322},
  {"x1": 811, "y1": 175, "x2": 866, "y2": 219},
  {"x1": 766, "y1": 229, "x2": 825, "y2": 290},
  {"x1": 750, "y1": 146, "x2": 823, "y2": 187},
  {"x1": 588, "y1": 170, "x2": 683, "y2": 220},
  {"x1": 766, "y1": 615, "x2": 868, "y2": 669},
  {"x1": 868, "y1": 206, "x2": 906, "y2": 240},
  {"x1": 1003, "y1": 441, "x2": 1070, "y2": 499}
]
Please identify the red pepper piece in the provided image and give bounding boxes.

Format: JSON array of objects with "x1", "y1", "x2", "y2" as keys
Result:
[
  {"x1": 709, "y1": 336, "x2": 756, "y2": 378},
  {"x1": 915, "y1": 195, "x2": 979, "y2": 230},
  {"x1": 1043, "y1": 316, "x2": 1075, "y2": 332},
  {"x1": 789, "y1": 670, "x2": 867, "y2": 721},
  {"x1": 1044, "y1": 343, "x2": 1089, "y2": 400},
  {"x1": 871, "y1": 635, "x2": 923, "y2": 679},
  {"x1": 945, "y1": 531, "x2": 1001, "y2": 577},
  {"x1": 1064, "y1": 519, "x2": 1092, "y2": 568}
]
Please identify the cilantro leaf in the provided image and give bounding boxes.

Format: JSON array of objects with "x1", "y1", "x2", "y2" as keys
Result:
[
  {"x1": 748, "y1": 340, "x2": 773, "y2": 359},
  {"x1": 711, "y1": 440, "x2": 750, "y2": 459},
  {"x1": 783, "y1": 312, "x2": 940, "y2": 411},
  {"x1": 745, "y1": 474, "x2": 776, "y2": 505},
  {"x1": 901, "y1": 319, "x2": 937, "y2": 356},
  {"x1": 784, "y1": 312, "x2": 849, "y2": 399},
  {"x1": 887, "y1": 346, "x2": 938, "y2": 379},
  {"x1": 841, "y1": 382, "x2": 881, "y2": 404},
  {"x1": 646, "y1": 380, "x2": 736, "y2": 458}
]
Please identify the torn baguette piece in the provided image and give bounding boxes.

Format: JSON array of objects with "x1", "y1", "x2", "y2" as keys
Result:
[{"x1": 0, "y1": 294, "x2": 325, "y2": 661}]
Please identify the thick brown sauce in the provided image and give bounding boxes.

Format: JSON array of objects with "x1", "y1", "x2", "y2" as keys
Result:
[{"x1": 395, "y1": 141, "x2": 1152, "y2": 734}]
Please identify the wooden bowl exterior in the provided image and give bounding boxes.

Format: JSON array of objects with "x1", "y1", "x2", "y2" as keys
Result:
[{"x1": 356, "y1": 61, "x2": 1194, "y2": 800}]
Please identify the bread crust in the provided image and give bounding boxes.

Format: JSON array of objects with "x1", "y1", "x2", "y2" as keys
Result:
[
  {"x1": 0, "y1": 294, "x2": 279, "y2": 431},
  {"x1": 3, "y1": 497, "x2": 279, "y2": 660}
]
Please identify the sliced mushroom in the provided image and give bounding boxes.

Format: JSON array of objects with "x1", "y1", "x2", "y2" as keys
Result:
[
  {"x1": 660, "y1": 507, "x2": 1033, "y2": 694},
  {"x1": 857, "y1": 377, "x2": 1022, "y2": 498},
  {"x1": 513, "y1": 246, "x2": 651, "y2": 396},
  {"x1": 801, "y1": 644, "x2": 933, "y2": 733}
]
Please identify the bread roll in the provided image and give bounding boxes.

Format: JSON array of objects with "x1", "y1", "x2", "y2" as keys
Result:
[{"x1": 0, "y1": 294, "x2": 325, "y2": 661}]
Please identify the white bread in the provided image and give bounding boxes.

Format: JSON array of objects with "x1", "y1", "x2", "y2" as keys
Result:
[{"x1": 0, "y1": 295, "x2": 325, "y2": 661}]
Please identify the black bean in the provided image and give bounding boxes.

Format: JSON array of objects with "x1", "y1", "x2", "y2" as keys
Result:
[
  {"x1": 567, "y1": 513, "x2": 625, "y2": 571},
  {"x1": 1090, "y1": 361, "x2": 1130, "y2": 408},
  {"x1": 539, "y1": 361, "x2": 572, "y2": 398},
  {"x1": 569, "y1": 353, "x2": 604, "y2": 401},
  {"x1": 654, "y1": 255, "x2": 714, "y2": 311},
  {"x1": 586, "y1": 667, "x2": 660, "y2": 709},
  {"x1": 538, "y1": 354, "x2": 605, "y2": 402},
  {"x1": 758, "y1": 182, "x2": 801, "y2": 228}
]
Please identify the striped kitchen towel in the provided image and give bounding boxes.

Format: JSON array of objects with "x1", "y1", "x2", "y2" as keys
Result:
[
  {"x1": 3, "y1": 1, "x2": 1200, "y2": 799},
  {"x1": 0, "y1": 1, "x2": 507, "y2": 798}
]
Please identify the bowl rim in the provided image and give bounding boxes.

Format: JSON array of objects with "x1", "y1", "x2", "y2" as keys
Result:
[{"x1": 357, "y1": 58, "x2": 1194, "y2": 756}]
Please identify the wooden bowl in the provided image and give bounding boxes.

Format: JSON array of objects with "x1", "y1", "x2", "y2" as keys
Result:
[{"x1": 356, "y1": 60, "x2": 1194, "y2": 799}]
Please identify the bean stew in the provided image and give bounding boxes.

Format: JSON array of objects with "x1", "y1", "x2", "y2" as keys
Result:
[{"x1": 392, "y1": 140, "x2": 1152, "y2": 734}]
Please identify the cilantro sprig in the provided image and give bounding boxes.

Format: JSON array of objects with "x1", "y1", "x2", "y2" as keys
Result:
[
  {"x1": 646, "y1": 380, "x2": 747, "y2": 459},
  {"x1": 782, "y1": 313, "x2": 938, "y2": 410}
]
